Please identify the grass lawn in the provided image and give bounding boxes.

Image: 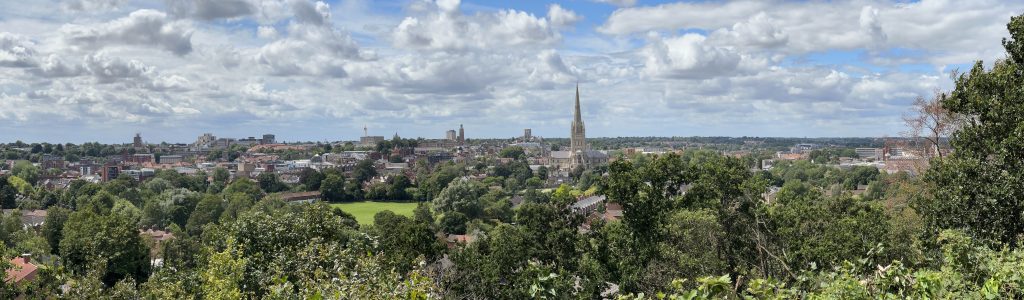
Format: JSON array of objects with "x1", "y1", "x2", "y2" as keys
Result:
[{"x1": 329, "y1": 201, "x2": 419, "y2": 225}]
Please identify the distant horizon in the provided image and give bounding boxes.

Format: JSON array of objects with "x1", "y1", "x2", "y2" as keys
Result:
[{"x1": 1, "y1": 134, "x2": 897, "y2": 145}]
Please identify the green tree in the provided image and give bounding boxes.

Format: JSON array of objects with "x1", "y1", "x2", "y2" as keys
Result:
[
  {"x1": 918, "y1": 15, "x2": 1024, "y2": 248},
  {"x1": 320, "y1": 174, "x2": 348, "y2": 202},
  {"x1": 353, "y1": 159, "x2": 378, "y2": 184},
  {"x1": 42, "y1": 206, "x2": 71, "y2": 255},
  {"x1": 298, "y1": 168, "x2": 325, "y2": 191},
  {"x1": 11, "y1": 160, "x2": 39, "y2": 186},
  {"x1": 60, "y1": 211, "x2": 151, "y2": 286},
  {"x1": 432, "y1": 179, "x2": 484, "y2": 218},
  {"x1": 257, "y1": 172, "x2": 288, "y2": 193}
]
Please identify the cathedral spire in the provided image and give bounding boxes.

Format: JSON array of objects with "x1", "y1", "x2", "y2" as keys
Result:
[{"x1": 574, "y1": 83, "x2": 582, "y2": 124}]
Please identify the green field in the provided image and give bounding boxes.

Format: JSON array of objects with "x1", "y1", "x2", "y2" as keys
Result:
[{"x1": 330, "y1": 201, "x2": 419, "y2": 225}]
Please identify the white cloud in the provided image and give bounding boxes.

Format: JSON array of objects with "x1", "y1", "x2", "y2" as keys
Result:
[
  {"x1": 0, "y1": 33, "x2": 37, "y2": 68},
  {"x1": 61, "y1": 9, "x2": 194, "y2": 55},
  {"x1": 642, "y1": 33, "x2": 743, "y2": 79},
  {"x1": 547, "y1": 4, "x2": 582, "y2": 27},
  {"x1": 291, "y1": 0, "x2": 331, "y2": 26},
  {"x1": 63, "y1": 0, "x2": 126, "y2": 11},
  {"x1": 392, "y1": 0, "x2": 568, "y2": 52},
  {"x1": 83, "y1": 53, "x2": 153, "y2": 83},
  {"x1": 710, "y1": 12, "x2": 788, "y2": 49},
  {"x1": 165, "y1": 0, "x2": 255, "y2": 20}
]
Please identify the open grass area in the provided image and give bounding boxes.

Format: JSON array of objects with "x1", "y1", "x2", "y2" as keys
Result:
[{"x1": 329, "y1": 201, "x2": 419, "y2": 225}]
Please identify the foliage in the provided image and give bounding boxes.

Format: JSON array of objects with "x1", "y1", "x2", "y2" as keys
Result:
[{"x1": 918, "y1": 15, "x2": 1024, "y2": 248}]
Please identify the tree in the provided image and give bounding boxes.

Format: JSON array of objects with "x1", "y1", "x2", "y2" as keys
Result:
[
  {"x1": 372, "y1": 211, "x2": 442, "y2": 273},
  {"x1": 903, "y1": 90, "x2": 962, "y2": 158},
  {"x1": 353, "y1": 159, "x2": 378, "y2": 183},
  {"x1": 432, "y1": 179, "x2": 484, "y2": 218},
  {"x1": 499, "y1": 146, "x2": 526, "y2": 160},
  {"x1": 257, "y1": 172, "x2": 288, "y2": 193},
  {"x1": 11, "y1": 160, "x2": 39, "y2": 186},
  {"x1": 223, "y1": 178, "x2": 263, "y2": 202},
  {"x1": 440, "y1": 212, "x2": 468, "y2": 235},
  {"x1": 0, "y1": 176, "x2": 17, "y2": 209},
  {"x1": 918, "y1": 15, "x2": 1024, "y2": 248},
  {"x1": 60, "y1": 211, "x2": 151, "y2": 286},
  {"x1": 41, "y1": 206, "x2": 70, "y2": 255},
  {"x1": 320, "y1": 174, "x2": 348, "y2": 202},
  {"x1": 186, "y1": 194, "x2": 225, "y2": 236},
  {"x1": 298, "y1": 168, "x2": 325, "y2": 191},
  {"x1": 388, "y1": 174, "x2": 413, "y2": 200}
]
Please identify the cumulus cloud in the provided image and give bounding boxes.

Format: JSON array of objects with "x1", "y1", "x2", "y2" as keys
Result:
[
  {"x1": 548, "y1": 4, "x2": 582, "y2": 27},
  {"x1": 711, "y1": 12, "x2": 788, "y2": 49},
  {"x1": 392, "y1": 0, "x2": 571, "y2": 52},
  {"x1": 642, "y1": 33, "x2": 742, "y2": 79},
  {"x1": 254, "y1": 1, "x2": 365, "y2": 77},
  {"x1": 291, "y1": 0, "x2": 331, "y2": 26},
  {"x1": 61, "y1": 9, "x2": 194, "y2": 55},
  {"x1": 0, "y1": 33, "x2": 37, "y2": 68},
  {"x1": 63, "y1": 0, "x2": 126, "y2": 11},
  {"x1": 166, "y1": 0, "x2": 255, "y2": 20},
  {"x1": 83, "y1": 53, "x2": 153, "y2": 83},
  {"x1": 599, "y1": 0, "x2": 1023, "y2": 64},
  {"x1": 33, "y1": 55, "x2": 83, "y2": 78}
]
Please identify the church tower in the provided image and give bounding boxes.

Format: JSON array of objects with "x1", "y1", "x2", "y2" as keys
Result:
[{"x1": 570, "y1": 84, "x2": 587, "y2": 153}]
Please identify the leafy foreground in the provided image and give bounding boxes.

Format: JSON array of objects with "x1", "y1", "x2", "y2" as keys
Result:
[{"x1": 620, "y1": 230, "x2": 1024, "y2": 299}]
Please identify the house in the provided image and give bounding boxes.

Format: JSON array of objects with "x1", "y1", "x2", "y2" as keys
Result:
[
  {"x1": 445, "y1": 233, "x2": 477, "y2": 248},
  {"x1": 603, "y1": 202, "x2": 623, "y2": 221},
  {"x1": 1, "y1": 209, "x2": 47, "y2": 229},
  {"x1": 5, "y1": 254, "x2": 39, "y2": 285},
  {"x1": 273, "y1": 191, "x2": 321, "y2": 204},
  {"x1": 571, "y1": 195, "x2": 606, "y2": 216}
]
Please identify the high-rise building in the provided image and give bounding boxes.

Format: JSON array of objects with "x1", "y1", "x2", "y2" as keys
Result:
[
  {"x1": 446, "y1": 130, "x2": 457, "y2": 141},
  {"x1": 524, "y1": 129, "x2": 532, "y2": 140},
  {"x1": 133, "y1": 133, "x2": 143, "y2": 148},
  {"x1": 458, "y1": 124, "x2": 465, "y2": 145},
  {"x1": 262, "y1": 134, "x2": 276, "y2": 144}
]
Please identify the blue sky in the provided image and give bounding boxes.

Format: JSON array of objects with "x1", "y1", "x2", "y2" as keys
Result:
[{"x1": 0, "y1": 0, "x2": 1020, "y2": 143}]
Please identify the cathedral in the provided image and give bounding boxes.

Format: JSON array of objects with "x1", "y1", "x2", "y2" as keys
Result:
[{"x1": 549, "y1": 85, "x2": 608, "y2": 171}]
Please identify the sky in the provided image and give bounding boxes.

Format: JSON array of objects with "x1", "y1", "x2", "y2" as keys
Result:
[{"x1": 0, "y1": 0, "x2": 1020, "y2": 143}]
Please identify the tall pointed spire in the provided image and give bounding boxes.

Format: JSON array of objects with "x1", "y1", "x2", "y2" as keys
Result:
[{"x1": 574, "y1": 83, "x2": 582, "y2": 124}]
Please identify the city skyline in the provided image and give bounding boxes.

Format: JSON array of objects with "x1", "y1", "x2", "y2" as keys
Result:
[{"x1": 2, "y1": 0, "x2": 1022, "y2": 143}]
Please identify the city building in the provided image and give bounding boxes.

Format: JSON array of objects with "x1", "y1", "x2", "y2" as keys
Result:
[
  {"x1": 549, "y1": 85, "x2": 608, "y2": 171},
  {"x1": 262, "y1": 134, "x2": 276, "y2": 145},
  {"x1": 40, "y1": 154, "x2": 64, "y2": 170},
  {"x1": 193, "y1": 133, "x2": 216, "y2": 149},
  {"x1": 101, "y1": 164, "x2": 121, "y2": 181},
  {"x1": 458, "y1": 124, "x2": 465, "y2": 145},
  {"x1": 446, "y1": 129, "x2": 457, "y2": 141},
  {"x1": 524, "y1": 128, "x2": 532, "y2": 140},
  {"x1": 856, "y1": 148, "x2": 883, "y2": 160},
  {"x1": 133, "y1": 133, "x2": 143, "y2": 148},
  {"x1": 360, "y1": 125, "x2": 386, "y2": 147},
  {"x1": 160, "y1": 155, "x2": 184, "y2": 164}
]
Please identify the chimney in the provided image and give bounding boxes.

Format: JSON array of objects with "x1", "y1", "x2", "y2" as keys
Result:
[{"x1": 20, "y1": 253, "x2": 30, "y2": 264}]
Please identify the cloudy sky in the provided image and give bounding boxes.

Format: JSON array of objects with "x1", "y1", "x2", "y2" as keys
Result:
[{"x1": 0, "y1": 0, "x2": 1020, "y2": 143}]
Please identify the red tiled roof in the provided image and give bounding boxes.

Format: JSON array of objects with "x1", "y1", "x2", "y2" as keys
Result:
[{"x1": 6, "y1": 256, "x2": 38, "y2": 284}]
